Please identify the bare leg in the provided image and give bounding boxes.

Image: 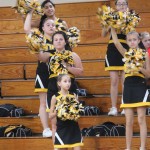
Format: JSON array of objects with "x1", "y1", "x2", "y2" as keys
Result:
[
  {"x1": 124, "y1": 108, "x2": 134, "y2": 150},
  {"x1": 109, "y1": 71, "x2": 119, "y2": 108},
  {"x1": 137, "y1": 107, "x2": 147, "y2": 150},
  {"x1": 51, "y1": 117, "x2": 57, "y2": 143},
  {"x1": 39, "y1": 92, "x2": 49, "y2": 130},
  {"x1": 74, "y1": 146, "x2": 81, "y2": 150}
]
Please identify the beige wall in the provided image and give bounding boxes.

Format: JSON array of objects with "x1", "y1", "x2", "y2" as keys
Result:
[{"x1": 0, "y1": 0, "x2": 108, "y2": 7}]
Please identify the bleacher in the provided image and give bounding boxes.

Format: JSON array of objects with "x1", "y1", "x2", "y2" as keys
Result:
[{"x1": 0, "y1": 0, "x2": 150, "y2": 149}]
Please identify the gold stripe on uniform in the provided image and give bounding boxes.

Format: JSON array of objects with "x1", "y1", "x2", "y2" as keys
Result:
[
  {"x1": 54, "y1": 143, "x2": 84, "y2": 148},
  {"x1": 49, "y1": 73, "x2": 74, "y2": 78},
  {"x1": 109, "y1": 39, "x2": 127, "y2": 44},
  {"x1": 34, "y1": 88, "x2": 48, "y2": 93},
  {"x1": 125, "y1": 74, "x2": 144, "y2": 78},
  {"x1": 120, "y1": 102, "x2": 150, "y2": 108},
  {"x1": 105, "y1": 66, "x2": 124, "y2": 71}
]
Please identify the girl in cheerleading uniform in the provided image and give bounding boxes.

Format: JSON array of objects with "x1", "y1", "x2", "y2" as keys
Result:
[
  {"x1": 49, "y1": 74, "x2": 83, "y2": 150},
  {"x1": 102, "y1": 0, "x2": 129, "y2": 116},
  {"x1": 24, "y1": 10, "x2": 55, "y2": 137},
  {"x1": 24, "y1": 1, "x2": 68, "y2": 138},
  {"x1": 111, "y1": 27, "x2": 150, "y2": 150},
  {"x1": 38, "y1": 31, "x2": 83, "y2": 143}
]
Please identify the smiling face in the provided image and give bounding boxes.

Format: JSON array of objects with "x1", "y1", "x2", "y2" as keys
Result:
[
  {"x1": 42, "y1": 19, "x2": 55, "y2": 36},
  {"x1": 53, "y1": 34, "x2": 66, "y2": 51},
  {"x1": 126, "y1": 32, "x2": 140, "y2": 49},
  {"x1": 115, "y1": 0, "x2": 128, "y2": 12},
  {"x1": 58, "y1": 75, "x2": 71, "y2": 91},
  {"x1": 43, "y1": 2, "x2": 55, "y2": 17}
]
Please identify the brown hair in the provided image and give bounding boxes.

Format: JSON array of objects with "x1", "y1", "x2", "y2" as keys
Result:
[{"x1": 126, "y1": 31, "x2": 140, "y2": 40}]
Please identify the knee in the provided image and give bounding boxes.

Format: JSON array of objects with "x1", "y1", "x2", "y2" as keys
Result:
[
  {"x1": 126, "y1": 119, "x2": 134, "y2": 127},
  {"x1": 111, "y1": 77, "x2": 119, "y2": 87},
  {"x1": 138, "y1": 115, "x2": 146, "y2": 125}
]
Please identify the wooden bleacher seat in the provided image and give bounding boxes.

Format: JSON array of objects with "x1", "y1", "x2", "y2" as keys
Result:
[{"x1": 1, "y1": 0, "x2": 150, "y2": 149}]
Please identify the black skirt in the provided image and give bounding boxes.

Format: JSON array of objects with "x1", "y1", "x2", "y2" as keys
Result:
[
  {"x1": 121, "y1": 76, "x2": 150, "y2": 108},
  {"x1": 54, "y1": 118, "x2": 83, "y2": 148}
]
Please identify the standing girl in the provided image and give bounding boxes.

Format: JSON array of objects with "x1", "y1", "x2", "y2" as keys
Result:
[
  {"x1": 24, "y1": 0, "x2": 68, "y2": 138},
  {"x1": 102, "y1": 0, "x2": 129, "y2": 115},
  {"x1": 24, "y1": 9, "x2": 55, "y2": 137},
  {"x1": 38, "y1": 31, "x2": 83, "y2": 142},
  {"x1": 111, "y1": 27, "x2": 150, "y2": 150},
  {"x1": 49, "y1": 74, "x2": 84, "y2": 150}
]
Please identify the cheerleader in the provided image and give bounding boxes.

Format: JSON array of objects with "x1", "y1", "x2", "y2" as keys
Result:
[
  {"x1": 38, "y1": 31, "x2": 83, "y2": 144},
  {"x1": 102, "y1": 0, "x2": 129, "y2": 116},
  {"x1": 111, "y1": 27, "x2": 150, "y2": 150},
  {"x1": 49, "y1": 74, "x2": 84, "y2": 150},
  {"x1": 24, "y1": 9, "x2": 55, "y2": 137}
]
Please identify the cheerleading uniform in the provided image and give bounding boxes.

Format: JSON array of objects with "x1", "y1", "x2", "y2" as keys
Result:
[
  {"x1": 54, "y1": 92, "x2": 83, "y2": 149},
  {"x1": 34, "y1": 39, "x2": 54, "y2": 93},
  {"x1": 46, "y1": 50, "x2": 78, "y2": 111},
  {"x1": 105, "y1": 33, "x2": 129, "y2": 71},
  {"x1": 121, "y1": 49, "x2": 150, "y2": 108},
  {"x1": 34, "y1": 18, "x2": 67, "y2": 93}
]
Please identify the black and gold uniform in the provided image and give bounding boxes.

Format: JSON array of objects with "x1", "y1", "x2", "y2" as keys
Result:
[
  {"x1": 54, "y1": 92, "x2": 83, "y2": 149},
  {"x1": 35, "y1": 18, "x2": 67, "y2": 93},
  {"x1": 34, "y1": 38, "x2": 54, "y2": 93},
  {"x1": 105, "y1": 33, "x2": 129, "y2": 71},
  {"x1": 121, "y1": 48, "x2": 150, "y2": 108},
  {"x1": 46, "y1": 50, "x2": 78, "y2": 111}
]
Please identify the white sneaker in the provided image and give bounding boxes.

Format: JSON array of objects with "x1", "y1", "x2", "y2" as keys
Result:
[
  {"x1": 121, "y1": 109, "x2": 125, "y2": 115},
  {"x1": 108, "y1": 107, "x2": 117, "y2": 116},
  {"x1": 42, "y1": 128, "x2": 52, "y2": 137}
]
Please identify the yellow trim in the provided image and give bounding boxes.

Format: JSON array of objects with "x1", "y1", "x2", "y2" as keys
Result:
[
  {"x1": 34, "y1": 88, "x2": 48, "y2": 93},
  {"x1": 105, "y1": 66, "x2": 124, "y2": 71},
  {"x1": 120, "y1": 102, "x2": 150, "y2": 108},
  {"x1": 125, "y1": 74, "x2": 144, "y2": 78},
  {"x1": 54, "y1": 143, "x2": 84, "y2": 148},
  {"x1": 109, "y1": 39, "x2": 126, "y2": 44},
  {"x1": 46, "y1": 108, "x2": 50, "y2": 112},
  {"x1": 49, "y1": 74, "x2": 74, "y2": 78}
]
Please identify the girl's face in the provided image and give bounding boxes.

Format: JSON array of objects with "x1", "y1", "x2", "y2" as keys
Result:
[
  {"x1": 43, "y1": 2, "x2": 55, "y2": 17},
  {"x1": 115, "y1": 0, "x2": 128, "y2": 12},
  {"x1": 142, "y1": 36, "x2": 150, "y2": 50},
  {"x1": 58, "y1": 75, "x2": 71, "y2": 91},
  {"x1": 127, "y1": 34, "x2": 140, "y2": 49},
  {"x1": 42, "y1": 19, "x2": 55, "y2": 35},
  {"x1": 53, "y1": 34, "x2": 66, "y2": 51}
]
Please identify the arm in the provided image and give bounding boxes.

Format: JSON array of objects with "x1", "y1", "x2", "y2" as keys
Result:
[
  {"x1": 62, "y1": 21, "x2": 68, "y2": 30},
  {"x1": 101, "y1": 26, "x2": 110, "y2": 37},
  {"x1": 111, "y1": 27, "x2": 126, "y2": 56},
  {"x1": 49, "y1": 95, "x2": 57, "y2": 120},
  {"x1": 24, "y1": 10, "x2": 34, "y2": 34},
  {"x1": 139, "y1": 53, "x2": 150, "y2": 78},
  {"x1": 37, "y1": 51, "x2": 50, "y2": 62},
  {"x1": 67, "y1": 52, "x2": 83, "y2": 76}
]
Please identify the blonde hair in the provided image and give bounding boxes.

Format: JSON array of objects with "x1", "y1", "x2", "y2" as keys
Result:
[
  {"x1": 126, "y1": 31, "x2": 140, "y2": 39},
  {"x1": 139, "y1": 32, "x2": 150, "y2": 40},
  {"x1": 115, "y1": 0, "x2": 128, "y2": 5}
]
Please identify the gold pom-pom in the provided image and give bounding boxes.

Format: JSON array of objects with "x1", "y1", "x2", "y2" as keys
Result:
[
  {"x1": 25, "y1": 28, "x2": 48, "y2": 54},
  {"x1": 123, "y1": 48, "x2": 146, "y2": 75},
  {"x1": 15, "y1": 0, "x2": 43, "y2": 15},
  {"x1": 55, "y1": 95, "x2": 84, "y2": 121},
  {"x1": 67, "y1": 27, "x2": 80, "y2": 48},
  {"x1": 97, "y1": 5, "x2": 141, "y2": 34}
]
